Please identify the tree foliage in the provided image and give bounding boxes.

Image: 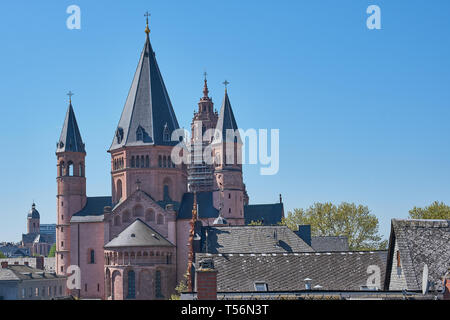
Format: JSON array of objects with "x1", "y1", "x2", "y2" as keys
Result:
[
  {"x1": 170, "y1": 272, "x2": 189, "y2": 300},
  {"x1": 409, "y1": 201, "x2": 450, "y2": 219},
  {"x1": 48, "y1": 244, "x2": 56, "y2": 257},
  {"x1": 248, "y1": 220, "x2": 264, "y2": 226},
  {"x1": 0, "y1": 252, "x2": 6, "y2": 259},
  {"x1": 283, "y1": 202, "x2": 387, "y2": 250}
]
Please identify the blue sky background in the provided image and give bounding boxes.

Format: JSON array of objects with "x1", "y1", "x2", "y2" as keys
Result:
[{"x1": 0, "y1": 0, "x2": 449, "y2": 242}]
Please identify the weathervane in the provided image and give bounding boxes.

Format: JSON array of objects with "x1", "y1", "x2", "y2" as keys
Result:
[
  {"x1": 144, "y1": 11, "x2": 151, "y2": 35},
  {"x1": 67, "y1": 91, "x2": 74, "y2": 104}
]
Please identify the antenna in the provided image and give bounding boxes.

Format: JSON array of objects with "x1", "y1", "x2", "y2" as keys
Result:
[{"x1": 422, "y1": 264, "x2": 429, "y2": 295}]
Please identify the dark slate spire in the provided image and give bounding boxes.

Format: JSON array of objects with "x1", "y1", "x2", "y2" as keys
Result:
[
  {"x1": 215, "y1": 86, "x2": 241, "y2": 143},
  {"x1": 56, "y1": 102, "x2": 85, "y2": 153},
  {"x1": 109, "y1": 23, "x2": 179, "y2": 151}
]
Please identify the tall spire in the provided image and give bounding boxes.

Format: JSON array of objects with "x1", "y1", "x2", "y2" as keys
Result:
[
  {"x1": 202, "y1": 72, "x2": 209, "y2": 99},
  {"x1": 57, "y1": 95, "x2": 85, "y2": 153},
  {"x1": 215, "y1": 84, "x2": 241, "y2": 143},
  {"x1": 144, "y1": 11, "x2": 150, "y2": 36},
  {"x1": 110, "y1": 17, "x2": 179, "y2": 151}
]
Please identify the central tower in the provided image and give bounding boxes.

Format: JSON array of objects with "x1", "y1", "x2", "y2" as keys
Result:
[{"x1": 108, "y1": 18, "x2": 186, "y2": 205}]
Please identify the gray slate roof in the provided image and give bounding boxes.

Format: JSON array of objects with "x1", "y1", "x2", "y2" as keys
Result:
[
  {"x1": 0, "y1": 265, "x2": 62, "y2": 281},
  {"x1": 56, "y1": 103, "x2": 85, "y2": 153},
  {"x1": 109, "y1": 33, "x2": 179, "y2": 151},
  {"x1": 244, "y1": 203, "x2": 284, "y2": 225},
  {"x1": 104, "y1": 218, "x2": 174, "y2": 248},
  {"x1": 177, "y1": 192, "x2": 219, "y2": 220},
  {"x1": 200, "y1": 226, "x2": 314, "y2": 254},
  {"x1": 311, "y1": 236, "x2": 349, "y2": 252},
  {"x1": 71, "y1": 196, "x2": 112, "y2": 223},
  {"x1": 196, "y1": 251, "x2": 387, "y2": 292},
  {"x1": 27, "y1": 203, "x2": 40, "y2": 219},
  {"x1": 214, "y1": 90, "x2": 241, "y2": 143},
  {"x1": 385, "y1": 219, "x2": 450, "y2": 291}
]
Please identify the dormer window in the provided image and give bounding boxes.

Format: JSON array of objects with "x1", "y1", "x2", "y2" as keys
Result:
[
  {"x1": 254, "y1": 282, "x2": 268, "y2": 292},
  {"x1": 136, "y1": 126, "x2": 145, "y2": 141},
  {"x1": 116, "y1": 127, "x2": 124, "y2": 144},
  {"x1": 163, "y1": 123, "x2": 170, "y2": 142}
]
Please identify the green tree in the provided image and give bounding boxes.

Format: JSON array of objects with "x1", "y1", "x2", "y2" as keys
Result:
[
  {"x1": 248, "y1": 220, "x2": 264, "y2": 226},
  {"x1": 409, "y1": 201, "x2": 450, "y2": 219},
  {"x1": 283, "y1": 202, "x2": 387, "y2": 251},
  {"x1": 48, "y1": 243, "x2": 56, "y2": 257},
  {"x1": 0, "y1": 252, "x2": 6, "y2": 259},
  {"x1": 170, "y1": 272, "x2": 189, "y2": 300}
]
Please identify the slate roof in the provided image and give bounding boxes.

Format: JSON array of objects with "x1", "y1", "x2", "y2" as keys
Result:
[
  {"x1": 199, "y1": 226, "x2": 314, "y2": 254},
  {"x1": 214, "y1": 90, "x2": 241, "y2": 143},
  {"x1": 244, "y1": 203, "x2": 284, "y2": 225},
  {"x1": 109, "y1": 32, "x2": 179, "y2": 151},
  {"x1": 27, "y1": 204, "x2": 40, "y2": 219},
  {"x1": 196, "y1": 251, "x2": 388, "y2": 292},
  {"x1": 177, "y1": 192, "x2": 219, "y2": 220},
  {"x1": 0, "y1": 265, "x2": 63, "y2": 281},
  {"x1": 385, "y1": 219, "x2": 450, "y2": 291},
  {"x1": 0, "y1": 246, "x2": 29, "y2": 258},
  {"x1": 311, "y1": 236, "x2": 349, "y2": 252},
  {"x1": 70, "y1": 196, "x2": 112, "y2": 223},
  {"x1": 56, "y1": 103, "x2": 85, "y2": 153},
  {"x1": 105, "y1": 219, "x2": 174, "y2": 248}
]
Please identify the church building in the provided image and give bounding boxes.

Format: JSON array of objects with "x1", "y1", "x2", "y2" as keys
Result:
[{"x1": 54, "y1": 18, "x2": 283, "y2": 300}]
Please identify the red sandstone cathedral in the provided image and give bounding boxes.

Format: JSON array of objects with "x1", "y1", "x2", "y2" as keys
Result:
[{"x1": 55, "y1": 19, "x2": 283, "y2": 299}]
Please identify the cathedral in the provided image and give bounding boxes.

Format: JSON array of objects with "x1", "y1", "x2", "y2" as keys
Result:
[{"x1": 54, "y1": 19, "x2": 283, "y2": 300}]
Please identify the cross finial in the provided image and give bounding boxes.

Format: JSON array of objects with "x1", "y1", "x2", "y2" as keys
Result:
[
  {"x1": 223, "y1": 80, "x2": 230, "y2": 92},
  {"x1": 67, "y1": 91, "x2": 74, "y2": 104},
  {"x1": 144, "y1": 12, "x2": 151, "y2": 35},
  {"x1": 203, "y1": 71, "x2": 208, "y2": 81},
  {"x1": 136, "y1": 179, "x2": 142, "y2": 190}
]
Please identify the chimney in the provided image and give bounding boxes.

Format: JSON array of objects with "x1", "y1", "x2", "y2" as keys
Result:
[
  {"x1": 296, "y1": 225, "x2": 311, "y2": 246},
  {"x1": 36, "y1": 256, "x2": 44, "y2": 270},
  {"x1": 1, "y1": 261, "x2": 8, "y2": 269},
  {"x1": 196, "y1": 258, "x2": 217, "y2": 300}
]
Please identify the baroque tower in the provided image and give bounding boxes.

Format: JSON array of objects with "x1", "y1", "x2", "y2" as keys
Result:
[
  {"x1": 55, "y1": 97, "x2": 87, "y2": 276},
  {"x1": 187, "y1": 75, "x2": 218, "y2": 192},
  {"x1": 212, "y1": 86, "x2": 245, "y2": 224},
  {"x1": 27, "y1": 203, "x2": 40, "y2": 234},
  {"x1": 108, "y1": 18, "x2": 187, "y2": 206}
]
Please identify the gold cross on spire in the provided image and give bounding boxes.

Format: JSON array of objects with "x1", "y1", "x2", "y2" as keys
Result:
[
  {"x1": 67, "y1": 91, "x2": 74, "y2": 103},
  {"x1": 144, "y1": 11, "x2": 151, "y2": 35}
]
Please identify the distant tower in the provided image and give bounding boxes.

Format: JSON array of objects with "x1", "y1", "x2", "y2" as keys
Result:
[
  {"x1": 27, "y1": 203, "x2": 40, "y2": 234},
  {"x1": 212, "y1": 84, "x2": 245, "y2": 224},
  {"x1": 108, "y1": 17, "x2": 186, "y2": 205},
  {"x1": 55, "y1": 94, "x2": 87, "y2": 276},
  {"x1": 187, "y1": 74, "x2": 218, "y2": 192}
]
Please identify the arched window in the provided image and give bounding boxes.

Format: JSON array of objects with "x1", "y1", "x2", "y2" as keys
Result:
[
  {"x1": 133, "y1": 205, "x2": 143, "y2": 217},
  {"x1": 145, "y1": 209, "x2": 155, "y2": 222},
  {"x1": 116, "y1": 179, "x2": 123, "y2": 202},
  {"x1": 79, "y1": 163, "x2": 84, "y2": 177},
  {"x1": 158, "y1": 156, "x2": 162, "y2": 167},
  {"x1": 145, "y1": 155, "x2": 150, "y2": 168},
  {"x1": 89, "y1": 249, "x2": 95, "y2": 264},
  {"x1": 155, "y1": 270, "x2": 163, "y2": 298},
  {"x1": 131, "y1": 156, "x2": 135, "y2": 168},
  {"x1": 136, "y1": 156, "x2": 140, "y2": 168},
  {"x1": 67, "y1": 162, "x2": 74, "y2": 176},
  {"x1": 163, "y1": 124, "x2": 170, "y2": 142},
  {"x1": 163, "y1": 156, "x2": 167, "y2": 168},
  {"x1": 141, "y1": 155, "x2": 145, "y2": 168},
  {"x1": 163, "y1": 178, "x2": 171, "y2": 201},
  {"x1": 157, "y1": 214, "x2": 164, "y2": 225},
  {"x1": 114, "y1": 215, "x2": 120, "y2": 226},
  {"x1": 122, "y1": 211, "x2": 130, "y2": 223},
  {"x1": 127, "y1": 270, "x2": 136, "y2": 299}
]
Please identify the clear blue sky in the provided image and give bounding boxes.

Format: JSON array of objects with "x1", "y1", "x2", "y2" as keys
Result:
[{"x1": 1, "y1": 0, "x2": 449, "y2": 242}]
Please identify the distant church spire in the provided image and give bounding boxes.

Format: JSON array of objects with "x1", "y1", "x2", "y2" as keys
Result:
[
  {"x1": 203, "y1": 72, "x2": 209, "y2": 99},
  {"x1": 144, "y1": 11, "x2": 150, "y2": 35},
  {"x1": 57, "y1": 94, "x2": 85, "y2": 153}
]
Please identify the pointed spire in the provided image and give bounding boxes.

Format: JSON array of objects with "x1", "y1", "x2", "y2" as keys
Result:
[
  {"x1": 110, "y1": 18, "x2": 179, "y2": 151},
  {"x1": 57, "y1": 96, "x2": 85, "y2": 153},
  {"x1": 215, "y1": 84, "x2": 241, "y2": 143},
  {"x1": 202, "y1": 72, "x2": 209, "y2": 99}
]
